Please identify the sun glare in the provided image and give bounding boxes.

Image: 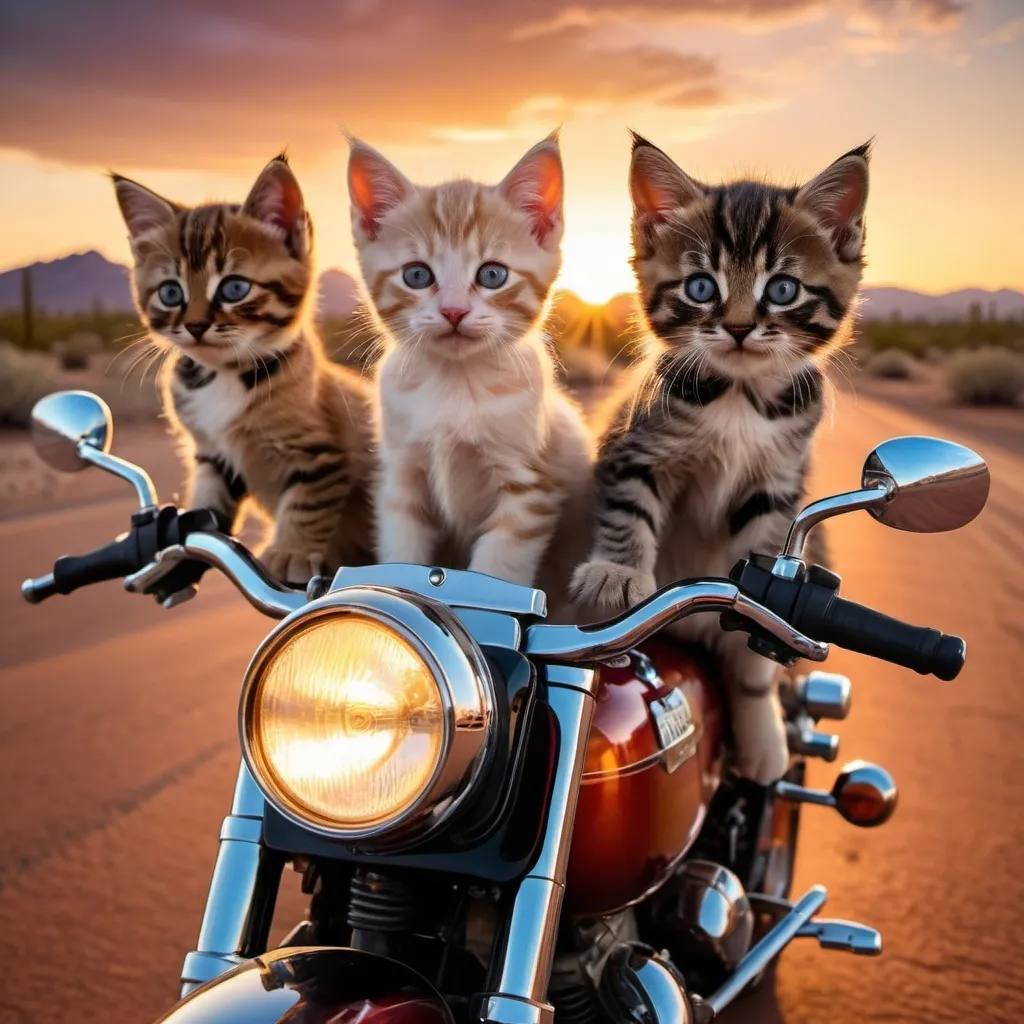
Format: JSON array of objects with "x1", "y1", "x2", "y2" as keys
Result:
[{"x1": 558, "y1": 214, "x2": 635, "y2": 305}]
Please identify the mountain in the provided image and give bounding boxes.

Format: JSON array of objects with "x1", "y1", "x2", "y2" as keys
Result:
[
  {"x1": 0, "y1": 251, "x2": 133, "y2": 313},
  {"x1": 0, "y1": 251, "x2": 363, "y2": 318},
  {"x1": 859, "y1": 286, "x2": 1024, "y2": 321}
]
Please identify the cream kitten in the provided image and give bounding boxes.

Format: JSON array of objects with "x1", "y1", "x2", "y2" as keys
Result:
[{"x1": 347, "y1": 135, "x2": 592, "y2": 614}]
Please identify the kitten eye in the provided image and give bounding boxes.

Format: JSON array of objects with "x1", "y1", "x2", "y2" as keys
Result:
[
  {"x1": 402, "y1": 262, "x2": 435, "y2": 289},
  {"x1": 684, "y1": 274, "x2": 718, "y2": 303},
  {"x1": 476, "y1": 262, "x2": 509, "y2": 289},
  {"x1": 765, "y1": 275, "x2": 799, "y2": 305},
  {"x1": 216, "y1": 276, "x2": 252, "y2": 303},
  {"x1": 157, "y1": 280, "x2": 185, "y2": 307}
]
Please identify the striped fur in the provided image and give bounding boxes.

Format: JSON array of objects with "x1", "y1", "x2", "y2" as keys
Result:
[
  {"x1": 571, "y1": 136, "x2": 869, "y2": 783},
  {"x1": 113, "y1": 157, "x2": 374, "y2": 584},
  {"x1": 348, "y1": 135, "x2": 593, "y2": 615}
]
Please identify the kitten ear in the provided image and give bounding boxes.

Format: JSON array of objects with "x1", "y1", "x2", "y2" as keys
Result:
[
  {"x1": 795, "y1": 142, "x2": 871, "y2": 260},
  {"x1": 629, "y1": 133, "x2": 704, "y2": 222},
  {"x1": 243, "y1": 154, "x2": 307, "y2": 242},
  {"x1": 111, "y1": 175, "x2": 179, "y2": 240},
  {"x1": 498, "y1": 133, "x2": 564, "y2": 246},
  {"x1": 347, "y1": 139, "x2": 412, "y2": 242}
]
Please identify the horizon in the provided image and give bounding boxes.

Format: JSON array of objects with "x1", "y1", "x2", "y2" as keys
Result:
[{"x1": 1, "y1": 2, "x2": 1022, "y2": 303}]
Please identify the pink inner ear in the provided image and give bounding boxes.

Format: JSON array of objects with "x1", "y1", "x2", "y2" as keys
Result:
[
  {"x1": 251, "y1": 171, "x2": 303, "y2": 235},
  {"x1": 349, "y1": 151, "x2": 407, "y2": 242},
  {"x1": 822, "y1": 164, "x2": 867, "y2": 228},
  {"x1": 504, "y1": 150, "x2": 563, "y2": 243}
]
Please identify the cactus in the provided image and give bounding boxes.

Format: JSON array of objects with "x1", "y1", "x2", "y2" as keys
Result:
[{"x1": 21, "y1": 267, "x2": 35, "y2": 349}]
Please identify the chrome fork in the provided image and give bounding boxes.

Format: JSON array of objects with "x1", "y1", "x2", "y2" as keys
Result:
[
  {"x1": 179, "y1": 762, "x2": 284, "y2": 996},
  {"x1": 476, "y1": 664, "x2": 598, "y2": 1024}
]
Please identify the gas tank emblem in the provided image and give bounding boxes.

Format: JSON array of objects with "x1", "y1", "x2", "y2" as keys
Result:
[{"x1": 631, "y1": 651, "x2": 700, "y2": 774}]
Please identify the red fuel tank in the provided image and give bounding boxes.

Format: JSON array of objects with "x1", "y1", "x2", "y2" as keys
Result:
[{"x1": 564, "y1": 640, "x2": 725, "y2": 917}]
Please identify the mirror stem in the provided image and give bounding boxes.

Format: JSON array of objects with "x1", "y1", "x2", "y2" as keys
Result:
[
  {"x1": 78, "y1": 442, "x2": 158, "y2": 508},
  {"x1": 782, "y1": 484, "x2": 890, "y2": 561}
]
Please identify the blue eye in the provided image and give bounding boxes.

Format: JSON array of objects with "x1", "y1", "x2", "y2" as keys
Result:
[
  {"x1": 476, "y1": 262, "x2": 509, "y2": 289},
  {"x1": 402, "y1": 263, "x2": 435, "y2": 289},
  {"x1": 684, "y1": 274, "x2": 718, "y2": 303},
  {"x1": 216, "y1": 276, "x2": 252, "y2": 303},
  {"x1": 765, "y1": 275, "x2": 799, "y2": 305},
  {"x1": 157, "y1": 280, "x2": 185, "y2": 307}
]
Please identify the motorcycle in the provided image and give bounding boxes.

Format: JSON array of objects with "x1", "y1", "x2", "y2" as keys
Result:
[{"x1": 20, "y1": 389, "x2": 990, "y2": 1024}]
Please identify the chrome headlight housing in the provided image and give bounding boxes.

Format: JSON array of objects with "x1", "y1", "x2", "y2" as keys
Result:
[{"x1": 239, "y1": 587, "x2": 497, "y2": 848}]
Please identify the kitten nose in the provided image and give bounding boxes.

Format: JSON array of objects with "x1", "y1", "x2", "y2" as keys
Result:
[
  {"x1": 441, "y1": 307, "x2": 469, "y2": 328},
  {"x1": 724, "y1": 323, "x2": 756, "y2": 345},
  {"x1": 185, "y1": 321, "x2": 211, "y2": 341}
]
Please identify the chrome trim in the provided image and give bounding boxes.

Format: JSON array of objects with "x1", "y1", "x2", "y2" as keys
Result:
[
  {"x1": 30, "y1": 389, "x2": 112, "y2": 472},
  {"x1": 862, "y1": 435, "x2": 989, "y2": 534},
  {"x1": 180, "y1": 762, "x2": 278, "y2": 997},
  {"x1": 21, "y1": 573, "x2": 57, "y2": 604},
  {"x1": 705, "y1": 885, "x2": 828, "y2": 1015},
  {"x1": 797, "y1": 918, "x2": 882, "y2": 955},
  {"x1": 78, "y1": 441, "x2": 158, "y2": 508},
  {"x1": 180, "y1": 533, "x2": 307, "y2": 618},
  {"x1": 672, "y1": 861, "x2": 753, "y2": 971},
  {"x1": 330, "y1": 563, "x2": 547, "y2": 618},
  {"x1": 479, "y1": 666, "x2": 596, "y2": 1024},
  {"x1": 782, "y1": 484, "x2": 890, "y2": 560},
  {"x1": 796, "y1": 671, "x2": 852, "y2": 721},
  {"x1": 524, "y1": 581, "x2": 828, "y2": 664},
  {"x1": 581, "y1": 724, "x2": 703, "y2": 783},
  {"x1": 600, "y1": 944, "x2": 696, "y2": 1024},
  {"x1": 240, "y1": 586, "x2": 497, "y2": 847}
]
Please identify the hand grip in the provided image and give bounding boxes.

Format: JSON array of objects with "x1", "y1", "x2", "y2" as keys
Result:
[
  {"x1": 50, "y1": 533, "x2": 145, "y2": 596},
  {"x1": 794, "y1": 592, "x2": 965, "y2": 681}
]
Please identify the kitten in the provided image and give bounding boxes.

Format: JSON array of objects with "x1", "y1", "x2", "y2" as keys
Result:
[
  {"x1": 113, "y1": 155, "x2": 374, "y2": 584},
  {"x1": 347, "y1": 134, "x2": 592, "y2": 613},
  {"x1": 571, "y1": 135, "x2": 869, "y2": 783}
]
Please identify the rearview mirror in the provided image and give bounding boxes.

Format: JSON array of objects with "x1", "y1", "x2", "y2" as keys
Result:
[
  {"x1": 30, "y1": 390, "x2": 112, "y2": 472},
  {"x1": 862, "y1": 436, "x2": 990, "y2": 534}
]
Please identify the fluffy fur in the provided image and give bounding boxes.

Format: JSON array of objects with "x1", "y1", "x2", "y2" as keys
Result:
[
  {"x1": 113, "y1": 156, "x2": 374, "y2": 583},
  {"x1": 572, "y1": 135, "x2": 870, "y2": 783},
  {"x1": 348, "y1": 135, "x2": 592, "y2": 615}
]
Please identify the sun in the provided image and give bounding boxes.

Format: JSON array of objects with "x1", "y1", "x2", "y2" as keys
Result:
[{"x1": 558, "y1": 215, "x2": 635, "y2": 305}]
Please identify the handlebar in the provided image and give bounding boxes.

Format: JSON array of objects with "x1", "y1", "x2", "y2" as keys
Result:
[
  {"x1": 732, "y1": 558, "x2": 966, "y2": 681},
  {"x1": 20, "y1": 505, "x2": 966, "y2": 679}
]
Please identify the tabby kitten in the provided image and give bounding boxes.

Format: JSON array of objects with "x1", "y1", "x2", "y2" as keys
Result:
[
  {"x1": 113, "y1": 156, "x2": 374, "y2": 584},
  {"x1": 347, "y1": 135, "x2": 592, "y2": 611},
  {"x1": 572, "y1": 135, "x2": 869, "y2": 783}
]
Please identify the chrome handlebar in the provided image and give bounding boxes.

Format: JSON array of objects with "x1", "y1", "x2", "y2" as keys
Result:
[
  {"x1": 523, "y1": 582, "x2": 829, "y2": 664},
  {"x1": 121, "y1": 532, "x2": 828, "y2": 665}
]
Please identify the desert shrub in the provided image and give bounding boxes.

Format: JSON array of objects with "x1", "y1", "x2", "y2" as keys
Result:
[
  {"x1": 947, "y1": 347, "x2": 1024, "y2": 406},
  {"x1": 921, "y1": 346, "x2": 947, "y2": 365},
  {"x1": 864, "y1": 348, "x2": 918, "y2": 379},
  {"x1": 0, "y1": 341, "x2": 60, "y2": 427}
]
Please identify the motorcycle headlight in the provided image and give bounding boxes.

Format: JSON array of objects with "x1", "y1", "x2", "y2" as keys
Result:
[{"x1": 240, "y1": 587, "x2": 496, "y2": 846}]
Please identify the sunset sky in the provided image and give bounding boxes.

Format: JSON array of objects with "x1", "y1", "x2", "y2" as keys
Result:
[{"x1": 1, "y1": 0, "x2": 1021, "y2": 303}]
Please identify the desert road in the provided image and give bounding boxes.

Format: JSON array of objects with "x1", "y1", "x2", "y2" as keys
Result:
[{"x1": 1, "y1": 390, "x2": 1023, "y2": 1024}]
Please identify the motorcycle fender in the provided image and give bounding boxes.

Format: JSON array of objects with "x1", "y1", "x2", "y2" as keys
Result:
[{"x1": 152, "y1": 947, "x2": 454, "y2": 1024}]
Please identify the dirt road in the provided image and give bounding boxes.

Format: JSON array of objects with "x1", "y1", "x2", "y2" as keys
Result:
[{"x1": 1, "y1": 391, "x2": 1022, "y2": 1024}]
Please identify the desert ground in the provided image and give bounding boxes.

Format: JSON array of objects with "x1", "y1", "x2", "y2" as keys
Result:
[{"x1": 1, "y1": 384, "x2": 1023, "y2": 1024}]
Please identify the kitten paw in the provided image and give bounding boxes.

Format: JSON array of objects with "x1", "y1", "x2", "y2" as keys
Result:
[
  {"x1": 570, "y1": 560, "x2": 657, "y2": 611},
  {"x1": 261, "y1": 545, "x2": 328, "y2": 587},
  {"x1": 731, "y1": 691, "x2": 790, "y2": 785}
]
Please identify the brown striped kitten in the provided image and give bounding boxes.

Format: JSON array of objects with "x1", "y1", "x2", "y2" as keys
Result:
[
  {"x1": 347, "y1": 135, "x2": 593, "y2": 615},
  {"x1": 571, "y1": 135, "x2": 869, "y2": 783},
  {"x1": 113, "y1": 156, "x2": 374, "y2": 584}
]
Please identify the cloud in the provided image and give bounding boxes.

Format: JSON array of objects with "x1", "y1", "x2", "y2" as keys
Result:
[
  {"x1": 0, "y1": 0, "x2": 968, "y2": 171},
  {"x1": 0, "y1": 1, "x2": 729, "y2": 170}
]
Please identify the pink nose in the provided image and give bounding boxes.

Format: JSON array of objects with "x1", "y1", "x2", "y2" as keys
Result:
[{"x1": 441, "y1": 307, "x2": 468, "y2": 328}]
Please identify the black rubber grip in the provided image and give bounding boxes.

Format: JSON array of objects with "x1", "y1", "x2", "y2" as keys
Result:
[
  {"x1": 51, "y1": 533, "x2": 145, "y2": 596},
  {"x1": 793, "y1": 591, "x2": 966, "y2": 681}
]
